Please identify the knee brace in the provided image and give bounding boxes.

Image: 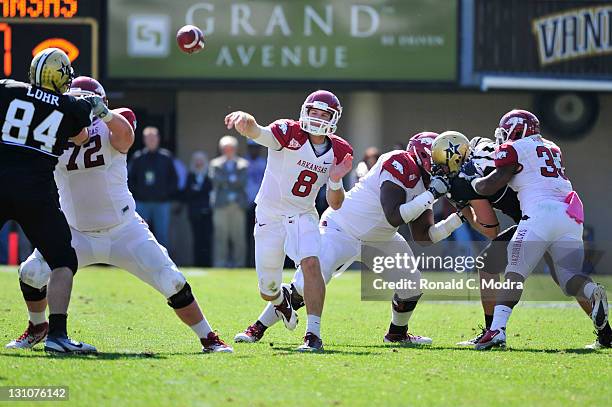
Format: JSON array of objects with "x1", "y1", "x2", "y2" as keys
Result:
[
  {"x1": 20, "y1": 279, "x2": 47, "y2": 301},
  {"x1": 18, "y1": 256, "x2": 52, "y2": 290},
  {"x1": 167, "y1": 282, "x2": 195, "y2": 309},
  {"x1": 258, "y1": 275, "x2": 282, "y2": 298},
  {"x1": 392, "y1": 293, "x2": 422, "y2": 313}
]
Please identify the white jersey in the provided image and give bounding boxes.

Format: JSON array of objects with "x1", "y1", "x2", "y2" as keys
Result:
[
  {"x1": 255, "y1": 119, "x2": 352, "y2": 217},
  {"x1": 329, "y1": 150, "x2": 427, "y2": 242},
  {"x1": 495, "y1": 135, "x2": 573, "y2": 215},
  {"x1": 55, "y1": 118, "x2": 136, "y2": 231}
]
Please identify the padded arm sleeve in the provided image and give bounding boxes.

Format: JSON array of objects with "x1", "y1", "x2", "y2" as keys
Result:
[
  {"x1": 251, "y1": 126, "x2": 282, "y2": 150},
  {"x1": 399, "y1": 190, "x2": 435, "y2": 224},
  {"x1": 427, "y1": 212, "x2": 463, "y2": 244}
]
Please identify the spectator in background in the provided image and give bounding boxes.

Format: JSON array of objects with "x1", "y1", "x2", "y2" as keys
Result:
[
  {"x1": 184, "y1": 151, "x2": 213, "y2": 267},
  {"x1": 209, "y1": 136, "x2": 249, "y2": 268},
  {"x1": 128, "y1": 126, "x2": 178, "y2": 247},
  {"x1": 350, "y1": 146, "x2": 380, "y2": 187},
  {"x1": 245, "y1": 139, "x2": 266, "y2": 267},
  {"x1": 173, "y1": 156, "x2": 188, "y2": 191}
]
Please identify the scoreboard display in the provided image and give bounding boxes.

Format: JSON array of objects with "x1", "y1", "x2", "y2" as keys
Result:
[{"x1": 0, "y1": 0, "x2": 102, "y2": 81}]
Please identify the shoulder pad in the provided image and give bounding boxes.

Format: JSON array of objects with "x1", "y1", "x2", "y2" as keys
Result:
[
  {"x1": 269, "y1": 119, "x2": 308, "y2": 150},
  {"x1": 381, "y1": 151, "x2": 421, "y2": 189},
  {"x1": 329, "y1": 135, "x2": 353, "y2": 163}
]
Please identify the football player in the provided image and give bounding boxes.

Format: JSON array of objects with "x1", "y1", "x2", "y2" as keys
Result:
[
  {"x1": 234, "y1": 133, "x2": 468, "y2": 345},
  {"x1": 6, "y1": 76, "x2": 232, "y2": 353},
  {"x1": 225, "y1": 90, "x2": 353, "y2": 352},
  {"x1": 441, "y1": 135, "x2": 610, "y2": 348},
  {"x1": 0, "y1": 48, "x2": 94, "y2": 353},
  {"x1": 467, "y1": 109, "x2": 609, "y2": 350}
]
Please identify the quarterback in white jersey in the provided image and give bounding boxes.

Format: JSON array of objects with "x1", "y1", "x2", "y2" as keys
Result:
[
  {"x1": 470, "y1": 109, "x2": 609, "y2": 350},
  {"x1": 225, "y1": 90, "x2": 353, "y2": 352},
  {"x1": 7, "y1": 77, "x2": 232, "y2": 353},
  {"x1": 234, "y1": 133, "x2": 471, "y2": 345}
]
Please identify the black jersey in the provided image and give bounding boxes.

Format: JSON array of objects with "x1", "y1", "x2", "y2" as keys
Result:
[
  {"x1": 449, "y1": 140, "x2": 522, "y2": 224},
  {"x1": 0, "y1": 80, "x2": 91, "y2": 172}
]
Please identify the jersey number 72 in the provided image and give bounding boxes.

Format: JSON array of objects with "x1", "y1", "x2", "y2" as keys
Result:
[{"x1": 66, "y1": 135, "x2": 105, "y2": 171}]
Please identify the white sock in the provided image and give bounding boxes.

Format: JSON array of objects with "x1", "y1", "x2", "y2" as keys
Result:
[
  {"x1": 190, "y1": 318, "x2": 213, "y2": 339},
  {"x1": 391, "y1": 309, "x2": 412, "y2": 327},
  {"x1": 29, "y1": 311, "x2": 46, "y2": 325},
  {"x1": 490, "y1": 305, "x2": 513, "y2": 331},
  {"x1": 258, "y1": 303, "x2": 280, "y2": 327},
  {"x1": 270, "y1": 292, "x2": 283, "y2": 306},
  {"x1": 583, "y1": 282, "x2": 597, "y2": 300},
  {"x1": 306, "y1": 314, "x2": 321, "y2": 337}
]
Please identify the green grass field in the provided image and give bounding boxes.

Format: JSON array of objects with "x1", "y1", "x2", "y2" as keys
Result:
[{"x1": 0, "y1": 266, "x2": 610, "y2": 407}]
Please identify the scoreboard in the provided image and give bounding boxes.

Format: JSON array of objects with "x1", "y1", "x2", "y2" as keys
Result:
[{"x1": 0, "y1": 0, "x2": 102, "y2": 81}]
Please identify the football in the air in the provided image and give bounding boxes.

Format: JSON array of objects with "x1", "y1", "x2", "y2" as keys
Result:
[{"x1": 176, "y1": 25, "x2": 205, "y2": 54}]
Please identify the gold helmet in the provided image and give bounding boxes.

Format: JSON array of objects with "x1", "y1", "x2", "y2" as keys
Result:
[
  {"x1": 29, "y1": 47, "x2": 74, "y2": 94},
  {"x1": 431, "y1": 131, "x2": 471, "y2": 175}
]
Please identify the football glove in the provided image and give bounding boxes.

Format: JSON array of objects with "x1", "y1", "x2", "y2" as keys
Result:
[
  {"x1": 428, "y1": 176, "x2": 450, "y2": 199},
  {"x1": 84, "y1": 95, "x2": 112, "y2": 122}
]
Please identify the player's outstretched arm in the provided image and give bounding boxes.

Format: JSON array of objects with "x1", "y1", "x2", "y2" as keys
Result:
[
  {"x1": 224, "y1": 111, "x2": 281, "y2": 149},
  {"x1": 394, "y1": 176, "x2": 448, "y2": 224},
  {"x1": 83, "y1": 96, "x2": 135, "y2": 153},
  {"x1": 409, "y1": 207, "x2": 466, "y2": 246},
  {"x1": 472, "y1": 165, "x2": 516, "y2": 196},
  {"x1": 108, "y1": 108, "x2": 136, "y2": 153},
  {"x1": 326, "y1": 153, "x2": 353, "y2": 210}
]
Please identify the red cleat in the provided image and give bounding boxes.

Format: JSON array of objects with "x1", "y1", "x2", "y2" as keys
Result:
[
  {"x1": 5, "y1": 321, "x2": 48, "y2": 349},
  {"x1": 234, "y1": 323, "x2": 266, "y2": 343},
  {"x1": 201, "y1": 332, "x2": 233, "y2": 353},
  {"x1": 475, "y1": 328, "x2": 506, "y2": 350}
]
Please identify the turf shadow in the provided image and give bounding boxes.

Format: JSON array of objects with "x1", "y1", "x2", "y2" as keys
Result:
[
  {"x1": 269, "y1": 343, "x2": 606, "y2": 355},
  {"x1": 268, "y1": 346, "x2": 377, "y2": 356},
  {"x1": 0, "y1": 351, "x2": 168, "y2": 360}
]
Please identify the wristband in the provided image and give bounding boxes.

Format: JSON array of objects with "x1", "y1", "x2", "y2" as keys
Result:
[
  {"x1": 399, "y1": 190, "x2": 435, "y2": 224},
  {"x1": 101, "y1": 110, "x2": 113, "y2": 123},
  {"x1": 328, "y1": 179, "x2": 343, "y2": 191}
]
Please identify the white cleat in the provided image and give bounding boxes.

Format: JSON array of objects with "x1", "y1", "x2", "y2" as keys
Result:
[
  {"x1": 6, "y1": 321, "x2": 48, "y2": 349},
  {"x1": 44, "y1": 335, "x2": 97, "y2": 354},
  {"x1": 456, "y1": 328, "x2": 487, "y2": 347},
  {"x1": 384, "y1": 332, "x2": 433, "y2": 345},
  {"x1": 591, "y1": 284, "x2": 609, "y2": 331},
  {"x1": 273, "y1": 286, "x2": 298, "y2": 331},
  {"x1": 234, "y1": 323, "x2": 265, "y2": 343},
  {"x1": 201, "y1": 332, "x2": 233, "y2": 353},
  {"x1": 585, "y1": 340, "x2": 605, "y2": 350}
]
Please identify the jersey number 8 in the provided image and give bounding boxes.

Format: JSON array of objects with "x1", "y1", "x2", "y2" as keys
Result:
[{"x1": 291, "y1": 169, "x2": 318, "y2": 197}]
